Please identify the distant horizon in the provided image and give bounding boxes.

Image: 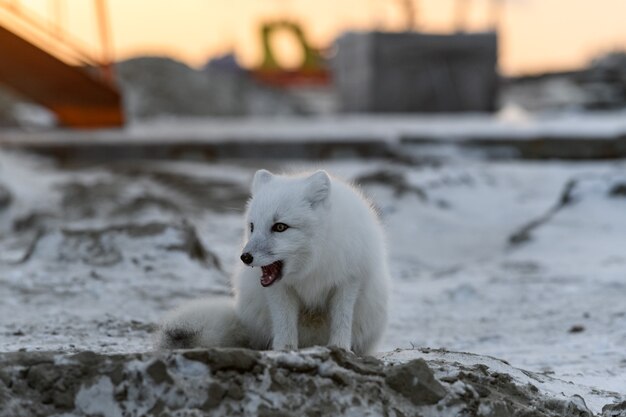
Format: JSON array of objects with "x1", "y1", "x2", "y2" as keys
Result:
[
  {"x1": 111, "y1": 30, "x2": 618, "y2": 78},
  {"x1": 5, "y1": 0, "x2": 626, "y2": 76}
]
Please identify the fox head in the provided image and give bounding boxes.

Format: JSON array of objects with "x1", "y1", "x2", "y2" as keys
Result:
[{"x1": 240, "y1": 169, "x2": 331, "y2": 287}]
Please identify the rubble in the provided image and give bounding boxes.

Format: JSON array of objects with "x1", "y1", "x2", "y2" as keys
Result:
[{"x1": 0, "y1": 347, "x2": 600, "y2": 417}]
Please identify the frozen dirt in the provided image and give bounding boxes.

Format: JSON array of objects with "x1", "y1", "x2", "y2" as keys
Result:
[{"x1": 0, "y1": 150, "x2": 625, "y2": 415}]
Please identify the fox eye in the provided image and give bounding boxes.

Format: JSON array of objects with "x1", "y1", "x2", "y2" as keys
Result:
[
  {"x1": 271, "y1": 223, "x2": 289, "y2": 233},
  {"x1": 250, "y1": 223, "x2": 254, "y2": 233}
]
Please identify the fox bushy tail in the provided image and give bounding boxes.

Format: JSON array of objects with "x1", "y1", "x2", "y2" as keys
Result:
[{"x1": 156, "y1": 297, "x2": 249, "y2": 349}]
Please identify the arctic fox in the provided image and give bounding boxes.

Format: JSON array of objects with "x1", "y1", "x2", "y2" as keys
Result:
[{"x1": 158, "y1": 169, "x2": 390, "y2": 355}]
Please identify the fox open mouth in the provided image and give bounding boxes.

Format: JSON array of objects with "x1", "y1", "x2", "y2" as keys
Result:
[{"x1": 260, "y1": 261, "x2": 283, "y2": 287}]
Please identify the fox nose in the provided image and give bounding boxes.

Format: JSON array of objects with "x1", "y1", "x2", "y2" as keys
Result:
[{"x1": 240, "y1": 252, "x2": 253, "y2": 265}]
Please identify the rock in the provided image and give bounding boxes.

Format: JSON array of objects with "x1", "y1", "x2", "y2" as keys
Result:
[
  {"x1": 385, "y1": 358, "x2": 447, "y2": 405},
  {"x1": 609, "y1": 183, "x2": 626, "y2": 197},
  {"x1": 146, "y1": 359, "x2": 173, "y2": 385},
  {"x1": 0, "y1": 347, "x2": 607, "y2": 417},
  {"x1": 329, "y1": 347, "x2": 384, "y2": 376},
  {"x1": 569, "y1": 325, "x2": 585, "y2": 333},
  {"x1": 603, "y1": 401, "x2": 626, "y2": 417},
  {"x1": 567, "y1": 395, "x2": 594, "y2": 417},
  {"x1": 543, "y1": 395, "x2": 593, "y2": 417},
  {"x1": 202, "y1": 382, "x2": 227, "y2": 410},
  {"x1": 182, "y1": 348, "x2": 260, "y2": 372},
  {"x1": 26, "y1": 364, "x2": 59, "y2": 391},
  {"x1": 0, "y1": 184, "x2": 11, "y2": 209}
]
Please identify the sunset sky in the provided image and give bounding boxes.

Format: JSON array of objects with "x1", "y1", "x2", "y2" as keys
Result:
[{"x1": 5, "y1": 0, "x2": 626, "y2": 75}]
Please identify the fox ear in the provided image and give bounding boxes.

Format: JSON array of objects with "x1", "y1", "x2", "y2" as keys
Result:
[
  {"x1": 252, "y1": 169, "x2": 274, "y2": 194},
  {"x1": 304, "y1": 170, "x2": 331, "y2": 207}
]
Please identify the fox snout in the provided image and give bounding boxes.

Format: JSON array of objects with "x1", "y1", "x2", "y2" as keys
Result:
[
  {"x1": 240, "y1": 252, "x2": 253, "y2": 265},
  {"x1": 241, "y1": 237, "x2": 275, "y2": 266}
]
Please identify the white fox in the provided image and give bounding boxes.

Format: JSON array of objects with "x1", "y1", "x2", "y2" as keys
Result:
[{"x1": 158, "y1": 169, "x2": 390, "y2": 355}]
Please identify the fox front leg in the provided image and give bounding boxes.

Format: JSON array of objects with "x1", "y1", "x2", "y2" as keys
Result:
[
  {"x1": 265, "y1": 285, "x2": 299, "y2": 350},
  {"x1": 328, "y1": 280, "x2": 359, "y2": 351}
]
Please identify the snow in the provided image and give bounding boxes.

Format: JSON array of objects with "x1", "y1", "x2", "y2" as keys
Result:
[
  {"x1": 0, "y1": 146, "x2": 625, "y2": 413},
  {"x1": 1, "y1": 109, "x2": 626, "y2": 145},
  {"x1": 381, "y1": 348, "x2": 611, "y2": 413},
  {"x1": 74, "y1": 377, "x2": 123, "y2": 417},
  {"x1": 369, "y1": 161, "x2": 626, "y2": 411},
  {"x1": 118, "y1": 109, "x2": 626, "y2": 141}
]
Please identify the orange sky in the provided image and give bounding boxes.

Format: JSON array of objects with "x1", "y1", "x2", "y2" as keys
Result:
[{"x1": 8, "y1": 0, "x2": 626, "y2": 75}]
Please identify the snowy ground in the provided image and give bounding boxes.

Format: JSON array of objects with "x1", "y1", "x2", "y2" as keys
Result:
[
  {"x1": 2, "y1": 109, "x2": 626, "y2": 144},
  {"x1": 0, "y1": 150, "x2": 625, "y2": 413}
]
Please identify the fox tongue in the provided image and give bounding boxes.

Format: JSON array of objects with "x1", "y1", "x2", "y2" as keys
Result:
[
  {"x1": 260, "y1": 261, "x2": 283, "y2": 287},
  {"x1": 260, "y1": 274, "x2": 275, "y2": 287}
]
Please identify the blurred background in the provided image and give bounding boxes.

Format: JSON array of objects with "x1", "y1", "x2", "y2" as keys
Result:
[{"x1": 0, "y1": 0, "x2": 625, "y2": 127}]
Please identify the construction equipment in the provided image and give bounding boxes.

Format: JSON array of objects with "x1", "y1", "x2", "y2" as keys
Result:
[
  {"x1": 252, "y1": 20, "x2": 330, "y2": 87},
  {"x1": 0, "y1": 0, "x2": 123, "y2": 128}
]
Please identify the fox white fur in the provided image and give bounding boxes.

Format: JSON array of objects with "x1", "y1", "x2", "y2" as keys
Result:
[{"x1": 157, "y1": 169, "x2": 390, "y2": 355}]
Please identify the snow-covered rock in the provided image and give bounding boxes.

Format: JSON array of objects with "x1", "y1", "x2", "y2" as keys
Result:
[{"x1": 0, "y1": 347, "x2": 602, "y2": 417}]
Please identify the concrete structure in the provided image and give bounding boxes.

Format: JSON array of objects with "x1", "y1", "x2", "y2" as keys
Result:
[{"x1": 333, "y1": 31, "x2": 498, "y2": 113}]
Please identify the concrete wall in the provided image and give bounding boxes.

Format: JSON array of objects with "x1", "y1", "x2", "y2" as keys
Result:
[{"x1": 334, "y1": 31, "x2": 499, "y2": 113}]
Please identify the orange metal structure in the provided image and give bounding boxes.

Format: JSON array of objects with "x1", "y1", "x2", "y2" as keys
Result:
[{"x1": 0, "y1": 1, "x2": 123, "y2": 128}]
